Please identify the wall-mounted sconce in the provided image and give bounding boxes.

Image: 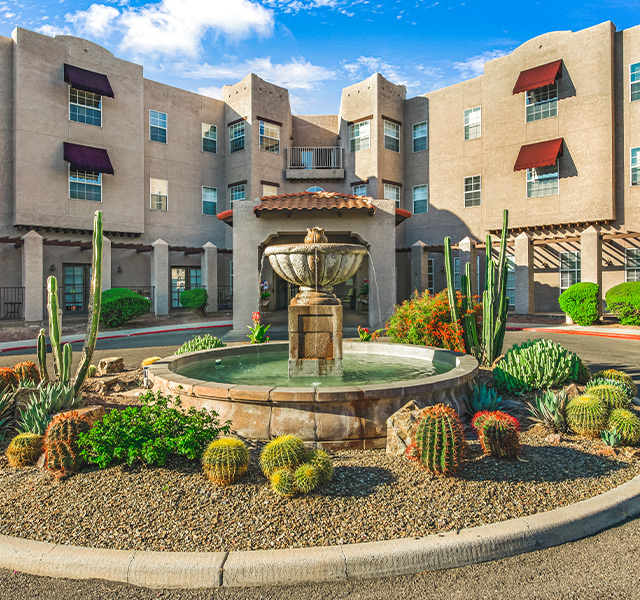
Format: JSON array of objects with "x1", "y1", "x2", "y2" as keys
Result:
[
  {"x1": 117, "y1": 265, "x2": 123, "y2": 273},
  {"x1": 49, "y1": 263, "x2": 56, "y2": 272}
]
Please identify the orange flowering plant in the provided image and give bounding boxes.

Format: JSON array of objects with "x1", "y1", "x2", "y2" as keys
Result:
[{"x1": 385, "y1": 290, "x2": 481, "y2": 352}]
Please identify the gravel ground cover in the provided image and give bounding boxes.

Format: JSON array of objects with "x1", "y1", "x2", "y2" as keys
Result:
[{"x1": 0, "y1": 428, "x2": 638, "y2": 553}]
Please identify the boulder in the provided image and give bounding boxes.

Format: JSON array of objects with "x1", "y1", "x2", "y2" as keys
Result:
[
  {"x1": 97, "y1": 357, "x2": 125, "y2": 375},
  {"x1": 386, "y1": 401, "x2": 427, "y2": 456},
  {"x1": 56, "y1": 404, "x2": 106, "y2": 426}
]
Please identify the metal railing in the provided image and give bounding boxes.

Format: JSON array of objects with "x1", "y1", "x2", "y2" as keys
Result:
[
  {"x1": 0, "y1": 287, "x2": 24, "y2": 320},
  {"x1": 287, "y1": 147, "x2": 342, "y2": 170},
  {"x1": 217, "y1": 284, "x2": 233, "y2": 310},
  {"x1": 122, "y1": 286, "x2": 155, "y2": 312}
]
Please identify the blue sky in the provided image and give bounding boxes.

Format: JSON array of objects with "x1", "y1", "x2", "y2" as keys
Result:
[{"x1": 0, "y1": 0, "x2": 637, "y2": 113}]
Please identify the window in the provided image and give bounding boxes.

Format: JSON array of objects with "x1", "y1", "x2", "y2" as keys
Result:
[
  {"x1": 384, "y1": 120, "x2": 400, "y2": 152},
  {"x1": 412, "y1": 121, "x2": 427, "y2": 152},
  {"x1": 559, "y1": 251, "x2": 580, "y2": 291},
  {"x1": 631, "y1": 63, "x2": 640, "y2": 102},
  {"x1": 262, "y1": 184, "x2": 278, "y2": 197},
  {"x1": 69, "y1": 169, "x2": 101, "y2": 202},
  {"x1": 413, "y1": 185, "x2": 428, "y2": 214},
  {"x1": 527, "y1": 163, "x2": 559, "y2": 198},
  {"x1": 464, "y1": 107, "x2": 481, "y2": 140},
  {"x1": 427, "y1": 258, "x2": 434, "y2": 294},
  {"x1": 229, "y1": 121, "x2": 245, "y2": 153},
  {"x1": 453, "y1": 257, "x2": 460, "y2": 290},
  {"x1": 349, "y1": 120, "x2": 370, "y2": 152},
  {"x1": 229, "y1": 184, "x2": 245, "y2": 204},
  {"x1": 306, "y1": 186, "x2": 324, "y2": 192},
  {"x1": 526, "y1": 82, "x2": 558, "y2": 122},
  {"x1": 202, "y1": 123, "x2": 217, "y2": 153},
  {"x1": 384, "y1": 183, "x2": 401, "y2": 208},
  {"x1": 202, "y1": 186, "x2": 217, "y2": 215},
  {"x1": 69, "y1": 88, "x2": 101, "y2": 126},
  {"x1": 506, "y1": 255, "x2": 515, "y2": 307},
  {"x1": 149, "y1": 110, "x2": 167, "y2": 143},
  {"x1": 171, "y1": 267, "x2": 201, "y2": 310},
  {"x1": 632, "y1": 147, "x2": 640, "y2": 186},
  {"x1": 464, "y1": 175, "x2": 481, "y2": 207},
  {"x1": 150, "y1": 178, "x2": 168, "y2": 211},
  {"x1": 352, "y1": 183, "x2": 367, "y2": 196},
  {"x1": 626, "y1": 248, "x2": 640, "y2": 282},
  {"x1": 259, "y1": 121, "x2": 280, "y2": 153}
]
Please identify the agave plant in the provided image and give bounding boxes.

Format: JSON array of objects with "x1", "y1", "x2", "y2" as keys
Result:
[
  {"x1": 526, "y1": 389, "x2": 568, "y2": 432},
  {"x1": 0, "y1": 387, "x2": 15, "y2": 440},
  {"x1": 465, "y1": 382, "x2": 505, "y2": 416},
  {"x1": 15, "y1": 381, "x2": 82, "y2": 436},
  {"x1": 601, "y1": 428, "x2": 622, "y2": 448}
]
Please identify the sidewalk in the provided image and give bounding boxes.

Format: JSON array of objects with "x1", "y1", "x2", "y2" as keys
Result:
[{"x1": 506, "y1": 322, "x2": 640, "y2": 341}]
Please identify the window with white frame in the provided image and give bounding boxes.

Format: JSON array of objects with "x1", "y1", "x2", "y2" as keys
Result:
[
  {"x1": 306, "y1": 186, "x2": 324, "y2": 192},
  {"x1": 632, "y1": 147, "x2": 640, "y2": 186},
  {"x1": 454, "y1": 257, "x2": 460, "y2": 290},
  {"x1": 262, "y1": 184, "x2": 278, "y2": 197},
  {"x1": 412, "y1": 121, "x2": 428, "y2": 152},
  {"x1": 427, "y1": 258, "x2": 434, "y2": 294},
  {"x1": 202, "y1": 186, "x2": 217, "y2": 215},
  {"x1": 631, "y1": 62, "x2": 640, "y2": 102},
  {"x1": 384, "y1": 183, "x2": 401, "y2": 208},
  {"x1": 626, "y1": 248, "x2": 640, "y2": 282},
  {"x1": 150, "y1": 178, "x2": 168, "y2": 211},
  {"x1": 559, "y1": 251, "x2": 580, "y2": 291},
  {"x1": 527, "y1": 163, "x2": 559, "y2": 198},
  {"x1": 349, "y1": 120, "x2": 370, "y2": 152},
  {"x1": 69, "y1": 169, "x2": 101, "y2": 202},
  {"x1": 413, "y1": 184, "x2": 428, "y2": 214},
  {"x1": 259, "y1": 121, "x2": 280, "y2": 153},
  {"x1": 506, "y1": 255, "x2": 515, "y2": 307},
  {"x1": 464, "y1": 107, "x2": 481, "y2": 140},
  {"x1": 526, "y1": 82, "x2": 558, "y2": 122},
  {"x1": 229, "y1": 121, "x2": 245, "y2": 153},
  {"x1": 352, "y1": 183, "x2": 367, "y2": 196},
  {"x1": 149, "y1": 110, "x2": 167, "y2": 143},
  {"x1": 464, "y1": 175, "x2": 481, "y2": 207},
  {"x1": 229, "y1": 184, "x2": 245, "y2": 204},
  {"x1": 202, "y1": 123, "x2": 217, "y2": 153},
  {"x1": 384, "y1": 120, "x2": 400, "y2": 152},
  {"x1": 69, "y1": 88, "x2": 101, "y2": 126}
]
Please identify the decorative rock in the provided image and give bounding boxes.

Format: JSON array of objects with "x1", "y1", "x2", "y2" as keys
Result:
[
  {"x1": 564, "y1": 383, "x2": 582, "y2": 400},
  {"x1": 56, "y1": 405, "x2": 106, "y2": 426},
  {"x1": 386, "y1": 401, "x2": 423, "y2": 456},
  {"x1": 97, "y1": 357, "x2": 125, "y2": 376}
]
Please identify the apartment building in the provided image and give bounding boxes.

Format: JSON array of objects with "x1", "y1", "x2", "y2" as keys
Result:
[{"x1": 0, "y1": 21, "x2": 638, "y2": 332}]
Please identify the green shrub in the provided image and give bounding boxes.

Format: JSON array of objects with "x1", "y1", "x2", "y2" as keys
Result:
[
  {"x1": 78, "y1": 391, "x2": 231, "y2": 468},
  {"x1": 180, "y1": 288, "x2": 208, "y2": 316},
  {"x1": 100, "y1": 288, "x2": 151, "y2": 328},
  {"x1": 174, "y1": 334, "x2": 225, "y2": 355},
  {"x1": 493, "y1": 339, "x2": 589, "y2": 394},
  {"x1": 605, "y1": 282, "x2": 640, "y2": 326},
  {"x1": 558, "y1": 282, "x2": 600, "y2": 325}
]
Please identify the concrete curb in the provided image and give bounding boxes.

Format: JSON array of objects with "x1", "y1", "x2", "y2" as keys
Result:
[
  {"x1": 505, "y1": 325, "x2": 640, "y2": 341},
  {"x1": 0, "y1": 474, "x2": 638, "y2": 589}
]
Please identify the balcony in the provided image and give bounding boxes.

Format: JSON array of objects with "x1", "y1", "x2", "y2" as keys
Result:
[{"x1": 286, "y1": 147, "x2": 344, "y2": 181}]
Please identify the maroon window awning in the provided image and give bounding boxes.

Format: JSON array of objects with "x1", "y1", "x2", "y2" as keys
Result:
[
  {"x1": 63, "y1": 142, "x2": 114, "y2": 175},
  {"x1": 513, "y1": 59, "x2": 562, "y2": 94},
  {"x1": 64, "y1": 64, "x2": 114, "y2": 98},
  {"x1": 513, "y1": 138, "x2": 563, "y2": 171}
]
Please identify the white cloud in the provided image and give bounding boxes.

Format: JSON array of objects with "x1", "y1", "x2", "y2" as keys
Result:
[
  {"x1": 65, "y1": 0, "x2": 274, "y2": 57},
  {"x1": 452, "y1": 49, "x2": 509, "y2": 79},
  {"x1": 263, "y1": 0, "x2": 343, "y2": 13},
  {"x1": 36, "y1": 23, "x2": 72, "y2": 36},
  {"x1": 342, "y1": 56, "x2": 422, "y2": 91},
  {"x1": 3, "y1": 11, "x2": 15, "y2": 17},
  {"x1": 197, "y1": 85, "x2": 223, "y2": 99}
]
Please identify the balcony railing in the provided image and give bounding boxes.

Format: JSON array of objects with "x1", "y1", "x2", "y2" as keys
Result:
[
  {"x1": 122, "y1": 286, "x2": 155, "y2": 312},
  {"x1": 287, "y1": 147, "x2": 342, "y2": 170},
  {"x1": 218, "y1": 284, "x2": 233, "y2": 310}
]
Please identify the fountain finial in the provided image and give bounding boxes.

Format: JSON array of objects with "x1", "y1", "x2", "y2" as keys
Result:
[{"x1": 304, "y1": 227, "x2": 328, "y2": 244}]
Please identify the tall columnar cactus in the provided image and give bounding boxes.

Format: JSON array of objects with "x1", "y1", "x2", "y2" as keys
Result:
[
  {"x1": 565, "y1": 394, "x2": 608, "y2": 438},
  {"x1": 202, "y1": 438, "x2": 250, "y2": 485},
  {"x1": 584, "y1": 384, "x2": 631, "y2": 410},
  {"x1": 607, "y1": 408, "x2": 640, "y2": 445},
  {"x1": 409, "y1": 404, "x2": 464, "y2": 476},
  {"x1": 445, "y1": 209, "x2": 509, "y2": 365},
  {"x1": 43, "y1": 411, "x2": 91, "y2": 478},
  {"x1": 6, "y1": 432, "x2": 44, "y2": 467},
  {"x1": 36, "y1": 329, "x2": 49, "y2": 383},
  {"x1": 472, "y1": 411, "x2": 521, "y2": 459},
  {"x1": 260, "y1": 434, "x2": 306, "y2": 477}
]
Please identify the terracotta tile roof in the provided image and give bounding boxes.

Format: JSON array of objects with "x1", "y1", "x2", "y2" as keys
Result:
[{"x1": 254, "y1": 192, "x2": 375, "y2": 216}]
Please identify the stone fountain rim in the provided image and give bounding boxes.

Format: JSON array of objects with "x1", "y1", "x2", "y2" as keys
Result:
[{"x1": 264, "y1": 243, "x2": 368, "y2": 256}]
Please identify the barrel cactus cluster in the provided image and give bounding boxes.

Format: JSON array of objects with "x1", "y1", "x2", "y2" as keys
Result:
[
  {"x1": 472, "y1": 410, "x2": 521, "y2": 459},
  {"x1": 43, "y1": 412, "x2": 91, "y2": 479},
  {"x1": 202, "y1": 438, "x2": 250, "y2": 485},
  {"x1": 5, "y1": 432, "x2": 44, "y2": 467}
]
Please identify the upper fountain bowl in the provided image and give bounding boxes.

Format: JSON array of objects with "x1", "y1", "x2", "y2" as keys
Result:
[{"x1": 265, "y1": 243, "x2": 367, "y2": 289}]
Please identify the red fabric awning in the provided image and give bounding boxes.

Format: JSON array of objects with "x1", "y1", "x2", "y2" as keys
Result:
[
  {"x1": 513, "y1": 138, "x2": 563, "y2": 171},
  {"x1": 513, "y1": 60, "x2": 562, "y2": 94},
  {"x1": 64, "y1": 64, "x2": 114, "y2": 98},
  {"x1": 63, "y1": 142, "x2": 114, "y2": 175}
]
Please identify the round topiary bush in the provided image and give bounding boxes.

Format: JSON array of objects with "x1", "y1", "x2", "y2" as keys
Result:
[
  {"x1": 180, "y1": 288, "x2": 208, "y2": 316},
  {"x1": 100, "y1": 288, "x2": 151, "y2": 328},
  {"x1": 558, "y1": 282, "x2": 600, "y2": 325},
  {"x1": 605, "y1": 282, "x2": 640, "y2": 326}
]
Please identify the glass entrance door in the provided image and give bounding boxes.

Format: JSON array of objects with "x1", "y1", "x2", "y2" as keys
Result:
[
  {"x1": 63, "y1": 264, "x2": 89, "y2": 313},
  {"x1": 171, "y1": 267, "x2": 202, "y2": 309}
]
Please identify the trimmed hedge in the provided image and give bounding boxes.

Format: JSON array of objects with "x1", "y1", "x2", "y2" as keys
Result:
[
  {"x1": 605, "y1": 282, "x2": 640, "y2": 326},
  {"x1": 100, "y1": 288, "x2": 151, "y2": 328},
  {"x1": 558, "y1": 282, "x2": 600, "y2": 325},
  {"x1": 180, "y1": 288, "x2": 208, "y2": 316}
]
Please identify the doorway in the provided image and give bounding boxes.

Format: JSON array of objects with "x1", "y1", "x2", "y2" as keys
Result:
[{"x1": 171, "y1": 266, "x2": 202, "y2": 310}]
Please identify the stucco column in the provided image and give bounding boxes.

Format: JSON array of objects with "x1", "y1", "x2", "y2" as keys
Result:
[
  {"x1": 368, "y1": 199, "x2": 397, "y2": 329},
  {"x1": 581, "y1": 226, "x2": 602, "y2": 308},
  {"x1": 458, "y1": 236, "x2": 477, "y2": 295},
  {"x1": 514, "y1": 232, "x2": 534, "y2": 314},
  {"x1": 102, "y1": 235, "x2": 112, "y2": 292},
  {"x1": 202, "y1": 242, "x2": 218, "y2": 313},
  {"x1": 151, "y1": 239, "x2": 169, "y2": 315},
  {"x1": 410, "y1": 241, "x2": 429, "y2": 294},
  {"x1": 21, "y1": 230, "x2": 43, "y2": 323}
]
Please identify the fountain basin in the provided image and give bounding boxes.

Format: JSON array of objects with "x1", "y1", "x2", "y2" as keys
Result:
[{"x1": 148, "y1": 342, "x2": 478, "y2": 450}]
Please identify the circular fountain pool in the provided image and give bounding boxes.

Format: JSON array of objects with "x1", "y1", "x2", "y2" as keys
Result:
[{"x1": 148, "y1": 341, "x2": 478, "y2": 450}]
